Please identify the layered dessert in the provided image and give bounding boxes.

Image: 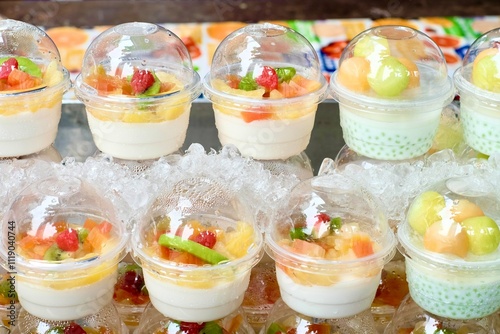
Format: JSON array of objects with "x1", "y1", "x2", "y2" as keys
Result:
[
  {"x1": 265, "y1": 174, "x2": 396, "y2": 319},
  {"x1": 454, "y1": 28, "x2": 500, "y2": 156},
  {"x1": 398, "y1": 176, "x2": 500, "y2": 319},
  {"x1": 330, "y1": 25, "x2": 454, "y2": 160},
  {"x1": 0, "y1": 176, "x2": 128, "y2": 321},
  {"x1": 74, "y1": 22, "x2": 200, "y2": 160},
  {"x1": 132, "y1": 214, "x2": 263, "y2": 322},
  {"x1": 0, "y1": 19, "x2": 70, "y2": 158},
  {"x1": 203, "y1": 23, "x2": 328, "y2": 160}
]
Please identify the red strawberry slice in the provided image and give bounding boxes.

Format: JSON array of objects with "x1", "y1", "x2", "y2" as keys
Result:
[
  {"x1": 0, "y1": 58, "x2": 18, "y2": 80},
  {"x1": 64, "y1": 323, "x2": 86, "y2": 334},
  {"x1": 56, "y1": 228, "x2": 80, "y2": 252},
  {"x1": 255, "y1": 66, "x2": 278, "y2": 92},
  {"x1": 131, "y1": 69, "x2": 155, "y2": 94}
]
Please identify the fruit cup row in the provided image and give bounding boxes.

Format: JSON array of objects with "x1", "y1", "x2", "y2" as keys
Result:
[{"x1": 2, "y1": 19, "x2": 500, "y2": 164}]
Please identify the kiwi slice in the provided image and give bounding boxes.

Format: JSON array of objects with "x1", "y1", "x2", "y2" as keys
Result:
[
  {"x1": 0, "y1": 56, "x2": 42, "y2": 78},
  {"x1": 43, "y1": 244, "x2": 73, "y2": 261},
  {"x1": 158, "y1": 234, "x2": 228, "y2": 265},
  {"x1": 45, "y1": 327, "x2": 64, "y2": 334}
]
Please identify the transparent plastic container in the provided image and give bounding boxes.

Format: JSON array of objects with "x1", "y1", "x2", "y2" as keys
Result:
[
  {"x1": 134, "y1": 302, "x2": 255, "y2": 334},
  {"x1": 131, "y1": 177, "x2": 264, "y2": 322},
  {"x1": 262, "y1": 298, "x2": 379, "y2": 334},
  {"x1": 74, "y1": 22, "x2": 201, "y2": 160},
  {"x1": 11, "y1": 302, "x2": 128, "y2": 333},
  {"x1": 265, "y1": 173, "x2": 396, "y2": 319},
  {"x1": 384, "y1": 294, "x2": 497, "y2": 333},
  {"x1": 203, "y1": 22, "x2": 328, "y2": 160},
  {"x1": 0, "y1": 175, "x2": 129, "y2": 321},
  {"x1": 398, "y1": 175, "x2": 500, "y2": 319},
  {"x1": 0, "y1": 19, "x2": 71, "y2": 158},
  {"x1": 454, "y1": 28, "x2": 500, "y2": 156},
  {"x1": 330, "y1": 25, "x2": 454, "y2": 160}
]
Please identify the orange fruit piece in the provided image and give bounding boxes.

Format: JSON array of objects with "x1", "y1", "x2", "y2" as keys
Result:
[{"x1": 337, "y1": 57, "x2": 370, "y2": 92}]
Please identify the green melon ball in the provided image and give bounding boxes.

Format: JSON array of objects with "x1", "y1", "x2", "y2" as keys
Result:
[
  {"x1": 368, "y1": 56, "x2": 411, "y2": 97},
  {"x1": 460, "y1": 215, "x2": 500, "y2": 255},
  {"x1": 353, "y1": 35, "x2": 390, "y2": 59},
  {"x1": 407, "y1": 191, "x2": 446, "y2": 235}
]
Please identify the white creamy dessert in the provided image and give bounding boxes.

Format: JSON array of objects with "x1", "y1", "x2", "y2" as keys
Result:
[
  {"x1": 16, "y1": 271, "x2": 117, "y2": 321},
  {"x1": 214, "y1": 108, "x2": 316, "y2": 160},
  {"x1": 276, "y1": 266, "x2": 381, "y2": 319},
  {"x1": 86, "y1": 107, "x2": 190, "y2": 160},
  {"x1": 143, "y1": 269, "x2": 250, "y2": 322},
  {"x1": 0, "y1": 105, "x2": 61, "y2": 158}
]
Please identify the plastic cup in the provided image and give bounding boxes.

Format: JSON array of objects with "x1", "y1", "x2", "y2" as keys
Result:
[
  {"x1": 330, "y1": 25, "x2": 454, "y2": 160},
  {"x1": 0, "y1": 175, "x2": 128, "y2": 321},
  {"x1": 12, "y1": 303, "x2": 127, "y2": 334},
  {"x1": 131, "y1": 177, "x2": 263, "y2": 322},
  {"x1": 134, "y1": 302, "x2": 255, "y2": 334},
  {"x1": 74, "y1": 22, "x2": 201, "y2": 160},
  {"x1": 454, "y1": 28, "x2": 500, "y2": 156},
  {"x1": 398, "y1": 175, "x2": 500, "y2": 319},
  {"x1": 0, "y1": 19, "x2": 71, "y2": 158},
  {"x1": 265, "y1": 173, "x2": 396, "y2": 319},
  {"x1": 203, "y1": 23, "x2": 328, "y2": 160}
]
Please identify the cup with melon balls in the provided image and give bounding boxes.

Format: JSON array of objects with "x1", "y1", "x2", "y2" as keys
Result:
[
  {"x1": 398, "y1": 175, "x2": 500, "y2": 319},
  {"x1": 265, "y1": 173, "x2": 396, "y2": 319},
  {"x1": 74, "y1": 22, "x2": 201, "y2": 161},
  {"x1": 133, "y1": 301, "x2": 255, "y2": 334},
  {"x1": 0, "y1": 19, "x2": 71, "y2": 158},
  {"x1": 454, "y1": 28, "x2": 500, "y2": 156},
  {"x1": 0, "y1": 175, "x2": 129, "y2": 321},
  {"x1": 330, "y1": 25, "x2": 455, "y2": 160},
  {"x1": 202, "y1": 23, "x2": 328, "y2": 160},
  {"x1": 131, "y1": 177, "x2": 264, "y2": 322}
]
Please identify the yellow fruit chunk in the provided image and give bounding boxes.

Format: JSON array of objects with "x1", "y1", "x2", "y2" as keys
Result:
[
  {"x1": 423, "y1": 220, "x2": 469, "y2": 258},
  {"x1": 43, "y1": 60, "x2": 64, "y2": 87},
  {"x1": 407, "y1": 191, "x2": 446, "y2": 235},
  {"x1": 222, "y1": 221, "x2": 255, "y2": 258},
  {"x1": 450, "y1": 199, "x2": 484, "y2": 223},
  {"x1": 337, "y1": 56, "x2": 370, "y2": 92}
]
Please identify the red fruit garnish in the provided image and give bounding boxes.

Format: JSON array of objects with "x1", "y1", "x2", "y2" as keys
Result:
[
  {"x1": 0, "y1": 58, "x2": 18, "y2": 80},
  {"x1": 193, "y1": 230, "x2": 217, "y2": 249},
  {"x1": 56, "y1": 228, "x2": 79, "y2": 252},
  {"x1": 255, "y1": 66, "x2": 278, "y2": 92},
  {"x1": 117, "y1": 270, "x2": 145, "y2": 295},
  {"x1": 130, "y1": 69, "x2": 155, "y2": 94},
  {"x1": 226, "y1": 74, "x2": 240, "y2": 89},
  {"x1": 180, "y1": 321, "x2": 206, "y2": 334},
  {"x1": 64, "y1": 323, "x2": 86, "y2": 334},
  {"x1": 315, "y1": 213, "x2": 331, "y2": 224}
]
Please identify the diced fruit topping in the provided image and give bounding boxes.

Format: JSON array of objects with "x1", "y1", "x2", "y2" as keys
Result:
[
  {"x1": 0, "y1": 58, "x2": 18, "y2": 79},
  {"x1": 255, "y1": 66, "x2": 279, "y2": 93},
  {"x1": 0, "y1": 56, "x2": 50, "y2": 93},
  {"x1": 131, "y1": 69, "x2": 157, "y2": 95},
  {"x1": 153, "y1": 320, "x2": 228, "y2": 334},
  {"x1": 113, "y1": 263, "x2": 149, "y2": 305},
  {"x1": 0, "y1": 274, "x2": 17, "y2": 304},
  {"x1": 17, "y1": 218, "x2": 114, "y2": 261},
  {"x1": 44, "y1": 324, "x2": 112, "y2": 334},
  {"x1": 158, "y1": 234, "x2": 228, "y2": 265},
  {"x1": 472, "y1": 47, "x2": 500, "y2": 93}
]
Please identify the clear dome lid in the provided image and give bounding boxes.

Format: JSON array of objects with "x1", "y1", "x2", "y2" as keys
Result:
[
  {"x1": 203, "y1": 22, "x2": 328, "y2": 106},
  {"x1": 0, "y1": 19, "x2": 70, "y2": 95},
  {"x1": 454, "y1": 27, "x2": 500, "y2": 99},
  {"x1": 74, "y1": 22, "x2": 200, "y2": 107},
  {"x1": 265, "y1": 173, "x2": 396, "y2": 271},
  {"x1": 0, "y1": 175, "x2": 128, "y2": 275},
  {"x1": 330, "y1": 25, "x2": 454, "y2": 109},
  {"x1": 132, "y1": 176, "x2": 263, "y2": 272},
  {"x1": 398, "y1": 175, "x2": 500, "y2": 268}
]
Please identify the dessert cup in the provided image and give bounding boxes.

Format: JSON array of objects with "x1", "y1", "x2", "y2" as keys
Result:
[
  {"x1": 0, "y1": 175, "x2": 128, "y2": 321},
  {"x1": 74, "y1": 22, "x2": 201, "y2": 160},
  {"x1": 0, "y1": 19, "x2": 70, "y2": 158},
  {"x1": 454, "y1": 28, "x2": 500, "y2": 156},
  {"x1": 330, "y1": 25, "x2": 454, "y2": 160},
  {"x1": 131, "y1": 177, "x2": 263, "y2": 322},
  {"x1": 134, "y1": 302, "x2": 255, "y2": 334},
  {"x1": 398, "y1": 175, "x2": 500, "y2": 319},
  {"x1": 265, "y1": 173, "x2": 396, "y2": 319},
  {"x1": 11, "y1": 302, "x2": 127, "y2": 333},
  {"x1": 203, "y1": 23, "x2": 328, "y2": 160}
]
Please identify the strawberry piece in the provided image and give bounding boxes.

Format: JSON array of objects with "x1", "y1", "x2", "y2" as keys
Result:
[
  {"x1": 130, "y1": 69, "x2": 155, "y2": 94},
  {"x1": 0, "y1": 58, "x2": 18, "y2": 80},
  {"x1": 180, "y1": 321, "x2": 206, "y2": 334},
  {"x1": 64, "y1": 323, "x2": 86, "y2": 334},
  {"x1": 193, "y1": 230, "x2": 217, "y2": 249},
  {"x1": 56, "y1": 228, "x2": 79, "y2": 252},
  {"x1": 255, "y1": 66, "x2": 278, "y2": 92}
]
